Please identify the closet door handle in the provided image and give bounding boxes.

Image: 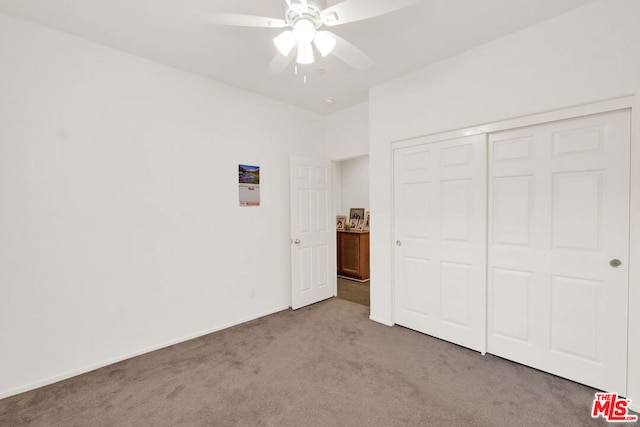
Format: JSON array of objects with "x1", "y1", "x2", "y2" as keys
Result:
[
  {"x1": 610, "y1": 259, "x2": 622, "y2": 268},
  {"x1": 396, "y1": 240, "x2": 402, "y2": 247}
]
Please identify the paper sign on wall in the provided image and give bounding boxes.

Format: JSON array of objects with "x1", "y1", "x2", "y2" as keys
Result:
[{"x1": 239, "y1": 164, "x2": 260, "y2": 206}]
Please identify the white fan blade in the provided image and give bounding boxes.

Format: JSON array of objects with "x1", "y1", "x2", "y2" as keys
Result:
[
  {"x1": 300, "y1": 0, "x2": 308, "y2": 13},
  {"x1": 268, "y1": 52, "x2": 295, "y2": 74},
  {"x1": 321, "y1": 0, "x2": 417, "y2": 26},
  {"x1": 200, "y1": 12, "x2": 287, "y2": 28},
  {"x1": 328, "y1": 32, "x2": 374, "y2": 71}
]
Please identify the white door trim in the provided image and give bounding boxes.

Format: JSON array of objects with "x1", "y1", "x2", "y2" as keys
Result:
[
  {"x1": 392, "y1": 96, "x2": 634, "y2": 150},
  {"x1": 628, "y1": 94, "x2": 640, "y2": 410}
]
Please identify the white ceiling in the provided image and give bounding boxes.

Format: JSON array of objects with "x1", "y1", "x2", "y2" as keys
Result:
[{"x1": 0, "y1": 0, "x2": 596, "y2": 115}]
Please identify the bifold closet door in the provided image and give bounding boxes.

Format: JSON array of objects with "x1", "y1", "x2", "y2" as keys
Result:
[
  {"x1": 393, "y1": 135, "x2": 487, "y2": 352},
  {"x1": 487, "y1": 110, "x2": 631, "y2": 394}
]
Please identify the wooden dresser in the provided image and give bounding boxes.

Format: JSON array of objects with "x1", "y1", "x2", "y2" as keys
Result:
[{"x1": 337, "y1": 231, "x2": 370, "y2": 281}]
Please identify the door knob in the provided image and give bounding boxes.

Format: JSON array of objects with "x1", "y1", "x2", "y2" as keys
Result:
[
  {"x1": 293, "y1": 239, "x2": 301, "y2": 245},
  {"x1": 609, "y1": 259, "x2": 622, "y2": 268},
  {"x1": 396, "y1": 240, "x2": 402, "y2": 247}
]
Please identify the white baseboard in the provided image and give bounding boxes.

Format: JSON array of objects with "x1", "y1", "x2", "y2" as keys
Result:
[
  {"x1": 369, "y1": 315, "x2": 394, "y2": 327},
  {"x1": 0, "y1": 305, "x2": 290, "y2": 400}
]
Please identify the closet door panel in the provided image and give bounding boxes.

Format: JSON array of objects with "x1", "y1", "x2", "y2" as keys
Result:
[
  {"x1": 394, "y1": 135, "x2": 487, "y2": 352},
  {"x1": 487, "y1": 109, "x2": 631, "y2": 394}
]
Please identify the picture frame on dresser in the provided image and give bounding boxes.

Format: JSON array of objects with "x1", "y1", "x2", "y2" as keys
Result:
[
  {"x1": 363, "y1": 212, "x2": 370, "y2": 231},
  {"x1": 336, "y1": 215, "x2": 347, "y2": 230},
  {"x1": 349, "y1": 208, "x2": 365, "y2": 222}
]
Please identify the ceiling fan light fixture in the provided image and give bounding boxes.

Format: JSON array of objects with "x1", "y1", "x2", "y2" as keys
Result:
[
  {"x1": 293, "y1": 18, "x2": 316, "y2": 45},
  {"x1": 296, "y1": 43, "x2": 314, "y2": 65},
  {"x1": 313, "y1": 31, "x2": 336, "y2": 57},
  {"x1": 273, "y1": 30, "x2": 295, "y2": 56}
]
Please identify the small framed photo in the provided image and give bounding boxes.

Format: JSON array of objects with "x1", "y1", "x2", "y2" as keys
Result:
[
  {"x1": 336, "y1": 215, "x2": 347, "y2": 230},
  {"x1": 349, "y1": 208, "x2": 365, "y2": 222},
  {"x1": 363, "y1": 212, "x2": 370, "y2": 231},
  {"x1": 355, "y1": 219, "x2": 365, "y2": 231}
]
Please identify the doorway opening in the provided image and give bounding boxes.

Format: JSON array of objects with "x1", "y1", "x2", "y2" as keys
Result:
[{"x1": 333, "y1": 154, "x2": 370, "y2": 308}]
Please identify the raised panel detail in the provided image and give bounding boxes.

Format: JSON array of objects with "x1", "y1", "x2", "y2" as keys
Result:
[
  {"x1": 299, "y1": 247, "x2": 312, "y2": 292},
  {"x1": 493, "y1": 137, "x2": 531, "y2": 163},
  {"x1": 491, "y1": 268, "x2": 531, "y2": 342},
  {"x1": 404, "y1": 182, "x2": 429, "y2": 239},
  {"x1": 404, "y1": 151, "x2": 428, "y2": 171},
  {"x1": 297, "y1": 165, "x2": 310, "y2": 180},
  {"x1": 440, "y1": 262, "x2": 471, "y2": 327},
  {"x1": 441, "y1": 144, "x2": 471, "y2": 167},
  {"x1": 492, "y1": 176, "x2": 533, "y2": 246},
  {"x1": 551, "y1": 275, "x2": 600, "y2": 361},
  {"x1": 441, "y1": 179, "x2": 471, "y2": 242},
  {"x1": 298, "y1": 189, "x2": 311, "y2": 233},
  {"x1": 316, "y1": 189, "x2": 328, "y2": 231},
  {"x1": 553, "y1": 125, "x2": 604, "y2": 157},
  {"x1": 552, "y1": 171, "x2": 602, "y2": 250},
  {"x1": 404, "y1": 258, "x2": 431, "y2": 316},
  {"x1": 315, "y1": 167, "x2": 328, "y2": 181},
  {"x1": 316, "y1": 245, "x2": 328, "y2": 288}
]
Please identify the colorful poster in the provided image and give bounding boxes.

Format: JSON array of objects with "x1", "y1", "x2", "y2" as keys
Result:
[{"x1": 239, "y1": 164, "x2": 260, "y2": 206}]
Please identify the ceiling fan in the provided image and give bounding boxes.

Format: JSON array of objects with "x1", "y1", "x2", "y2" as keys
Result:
[{"x1": 199, "y1": 0, "x2": 418, "y2": 73}]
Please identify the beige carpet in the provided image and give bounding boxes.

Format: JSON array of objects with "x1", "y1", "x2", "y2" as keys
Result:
[{"x1": 0, "y1": 298, "x2": 624, "y2": 426}]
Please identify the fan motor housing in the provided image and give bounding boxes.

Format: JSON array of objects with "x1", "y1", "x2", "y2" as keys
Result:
[{"x1": 285, "y1": 1, "x2": 326, "y2": 28}]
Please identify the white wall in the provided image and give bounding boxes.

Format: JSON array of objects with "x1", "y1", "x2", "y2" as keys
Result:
[
  {"x1": 369, "y1": 0, "x2": 640, "y2": 407},
  {"x1": 325, "y1": 101, "x2": 369, "y2": 226},
  {"x1": 335, "y1": 156, "x2": 369, "y2": 217},
  {"x1": 332, "y1": 162, "x2": 343, "y2": 226},
  {"x1": 325, "y1": 102, "x2": 369, "y2": 160},
  {"x1": 0, "y1": 14, "x2": 325, "y2": 398}
]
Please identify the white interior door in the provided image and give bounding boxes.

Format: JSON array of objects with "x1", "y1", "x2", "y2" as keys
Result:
[
  {"x1": 290, "y1": 156, "x2": 335, "y2": 310},
  {"x1": 487, "y1": 109, "x2": 631, "y2": 394},
  {"x1": 393, "y1": 135, "x2": 487, "y2": 352}
]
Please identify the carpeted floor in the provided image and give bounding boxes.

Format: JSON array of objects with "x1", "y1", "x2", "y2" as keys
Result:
[{"x1": 0, "y1": 298, "x2": 626, "y2": 426}]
